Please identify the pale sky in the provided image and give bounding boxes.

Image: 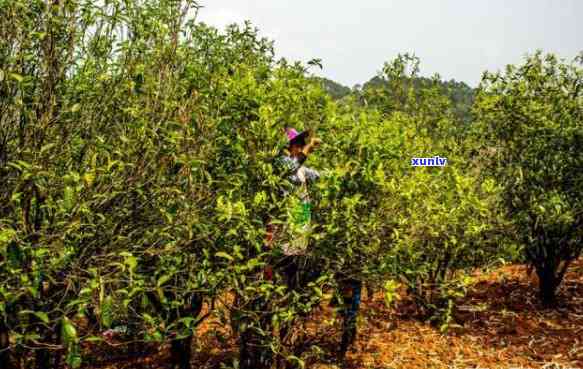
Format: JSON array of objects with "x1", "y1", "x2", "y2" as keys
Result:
[{"x1": 196, "y1": 1, "x2": 582, "y2": 87}]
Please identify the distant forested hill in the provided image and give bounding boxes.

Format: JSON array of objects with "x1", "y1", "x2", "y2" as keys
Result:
[
  {"x1": 315, "y1": 74, "x2": 476, "y2": 123},
  {"x1": 362, "y1": 75, "x2": 475, "y2": 122},
  {"x1": 313, "y1": 77, "x2": 352, "y2": 99}
]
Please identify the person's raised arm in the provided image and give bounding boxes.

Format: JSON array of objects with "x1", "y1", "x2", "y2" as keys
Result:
[{"x1": 301, "y1": 137, "x2": 321, "y2": 156}]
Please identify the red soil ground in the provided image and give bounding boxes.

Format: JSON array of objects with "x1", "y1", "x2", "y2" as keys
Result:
[{"x1": 86, "y1": 258, "x2": 583, "y2": 369}]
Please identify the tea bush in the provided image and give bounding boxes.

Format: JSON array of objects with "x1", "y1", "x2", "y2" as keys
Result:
[
  {"x1": 1, "y1": 1, "x2": 574, "y2": 368},
  {"x1": 473, "y1": 52, "x2": 583, "y2": 306}
]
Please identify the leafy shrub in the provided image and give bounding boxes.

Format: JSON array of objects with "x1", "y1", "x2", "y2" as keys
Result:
[
  {"x1": 2, "y1": 1, "x2": 567, "y2": 368},
  {"x1": 473, "y1": 52, "x2": 583, "y2": 306}
]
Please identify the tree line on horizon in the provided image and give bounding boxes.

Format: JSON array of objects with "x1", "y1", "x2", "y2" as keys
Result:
[{"x1": 316, "y1": 74, "x2": 475, "y2": 123}]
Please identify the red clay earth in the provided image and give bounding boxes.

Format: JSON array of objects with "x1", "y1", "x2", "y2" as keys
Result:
[{"x1": 84, "y1": 258, "x2": 583, "y2": 369}]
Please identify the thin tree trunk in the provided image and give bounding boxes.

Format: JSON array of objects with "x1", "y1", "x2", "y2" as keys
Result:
[
  {"x1": 537, "y1": 265, "x2": 558, "y2": 307},
  {"x1": 0, "y1": 321, "x2": 14, "y2": 369},
  {"x1": 170, "y1": 336, "x2": 192, "y2": 369}
]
